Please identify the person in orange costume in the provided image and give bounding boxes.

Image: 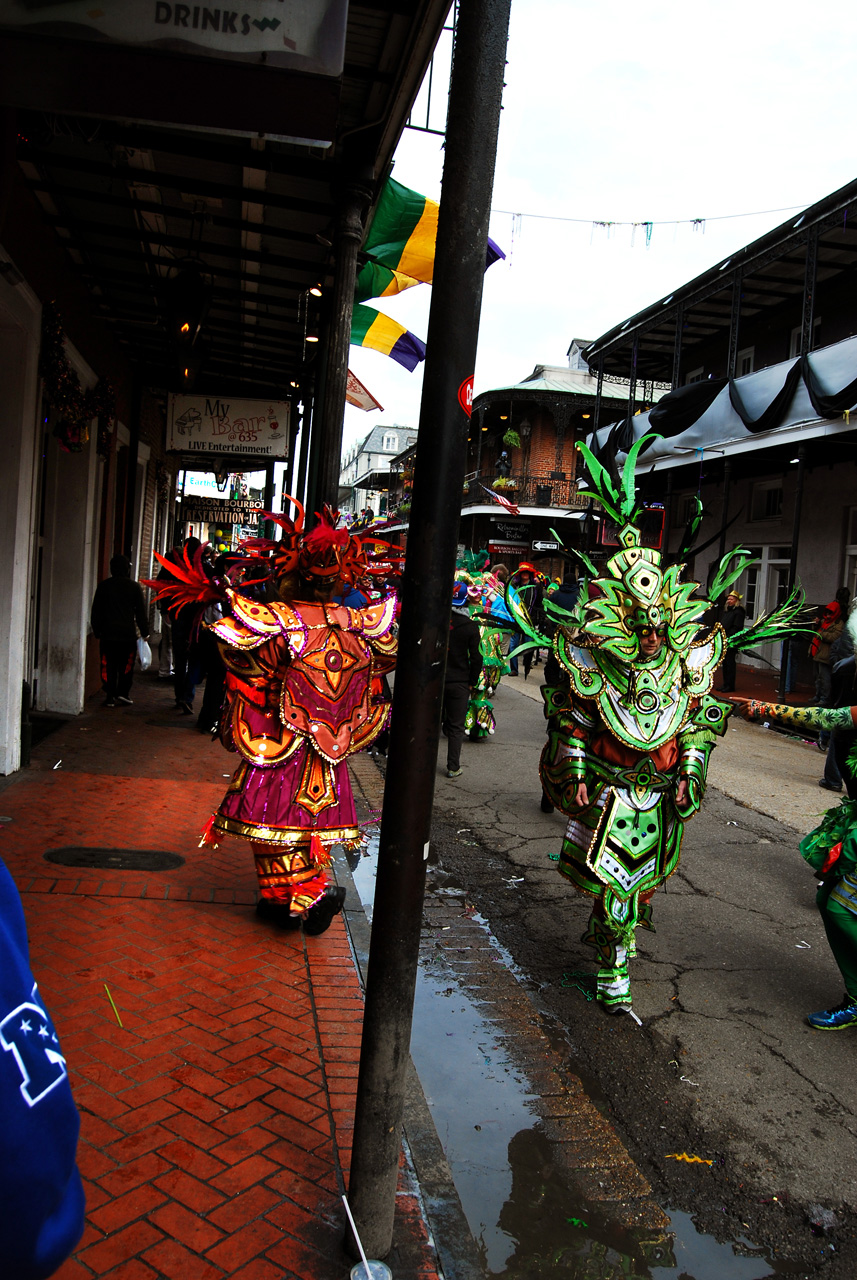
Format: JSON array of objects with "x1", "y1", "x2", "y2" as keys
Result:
[{"x1": 149, "y1": 504, "x2": 398, "y2": 935}]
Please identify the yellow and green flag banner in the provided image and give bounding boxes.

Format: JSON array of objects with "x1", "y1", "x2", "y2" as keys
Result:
[
  {"x1": 351, "y1": 179, "x2": 504, "y2": 368},
  {"x1": 350, "y1": 304, "x2": 426, "y2": 372},
  {"x1": 363, "y1": 178, "x2": 439, "y2": 285},
  {"x1": 362, "y1": 177, "x2": 506, "y2": 288},
  {"x1": 354, "y1": 260, "x2": 421, "y2": 303}
]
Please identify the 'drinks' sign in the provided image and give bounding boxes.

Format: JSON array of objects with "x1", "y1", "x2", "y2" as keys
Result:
[
  {"x1": 0, "y1": 1, "x2": 347, "y2": 75},
  {"x1": 166, "y1": 395, "x2": 291, "y2": 457}
]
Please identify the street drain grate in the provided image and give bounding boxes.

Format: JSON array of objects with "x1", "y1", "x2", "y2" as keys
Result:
[{"x1": 44, "y1": 847, "x2": 185, "y2": 871}]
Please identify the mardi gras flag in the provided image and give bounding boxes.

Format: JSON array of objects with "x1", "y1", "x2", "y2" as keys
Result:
[
  {"x1": 354, "y1": 261, "x2": 421, "y2": 303},
  {"x1": 350, "y1": 304, "x2": 426, "y2": 372},
  {"x1": 363, "y1": 178, "x2": 506, "y2": 288}
]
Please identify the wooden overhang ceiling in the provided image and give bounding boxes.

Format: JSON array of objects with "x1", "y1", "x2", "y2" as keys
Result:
[
  {"x1": 585, "y1": 176, "x2": 857, "y2": 382},
  {"x1": 2, "y1": 0, "x2": 451, "y2": 398}
]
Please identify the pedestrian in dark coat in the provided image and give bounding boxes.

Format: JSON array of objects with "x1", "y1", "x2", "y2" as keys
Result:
[
  {"x1": 90, "y1": 554, "x2": 149, "y2": 706},
  {"x1": 443, "y1": 582, "x2": 482, "y2": 778},
  {"x1": 718, "y1": 590, "x2": 745, "y2": 692}
]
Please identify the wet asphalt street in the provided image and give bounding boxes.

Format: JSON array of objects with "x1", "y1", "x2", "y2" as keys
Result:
[{"x1": 415, "y1": 674, "x2": 857, "y2": 1277}]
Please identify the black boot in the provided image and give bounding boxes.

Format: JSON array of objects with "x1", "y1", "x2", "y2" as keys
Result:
[
  {"x1": 255, "y1": 897, "x2": 301, "y2": 928},
  {"x1": 303, "y1": 886, "x2": 347, "y2": 936}
]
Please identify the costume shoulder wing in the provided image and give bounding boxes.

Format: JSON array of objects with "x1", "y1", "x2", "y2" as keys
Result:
[
  {"x1": 228, "y1": 590, "x2": 285, "y2": 637},
  {"x1": 355, "y1": 596, "x2": 397, "y2": 638},
  {"x1": 209, "y1": 614, "x2": 267, "y2": 650}
]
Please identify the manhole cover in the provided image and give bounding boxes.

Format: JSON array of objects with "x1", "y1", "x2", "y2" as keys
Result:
[{"x1": 45, "y1": 847, "x2": 185, "y2": 871}]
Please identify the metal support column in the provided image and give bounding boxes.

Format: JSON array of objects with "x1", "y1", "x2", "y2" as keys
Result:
[
  {"x1": 294, "y1": 392, "x2": 313, "y2": 507},
  {"x1": 593, "y1": 358, "x2": 604, "y2": 435},
  {"x1": 661, "y1": 469, "x2": 673, "y2": 556},
  {"x1": 717, "y1": 459, "x2": 732, "y2": 564},
  {"x1": 800, "y1": 228, "x2": 819, "y2": 354},
  {"x1": 347, "y1": 0, "x2": 512, "y2": 1257},
  {"x1": 122, "y1": 386, "x2": 141, "y2": 562},
  {"x1": 263, "y1": 459, "x2": 275, "y2": 538},
  {"x1": 627, "y1": 335, "x2": 638, "y2": 424},
  {"x1": 311, "y1": 174, "x2": 372, "y2": 511},
  {"x1": 671, "y1": 306, "x2": 683, "y2": 388},
  {"x1": 727, "y1": 276, "x2": 742, "y2": 379},
  {"x1": 778, "y1": 446, "x2": 806, "y2": 701},
  {"x1": 474, "y1": 405, "x2": 484, "y2": 476}
]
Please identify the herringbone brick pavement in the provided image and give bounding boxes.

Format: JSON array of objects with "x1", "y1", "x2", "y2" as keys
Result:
[{"x1": 3, "y1": 677, "x2": 440, "y2": 1280}]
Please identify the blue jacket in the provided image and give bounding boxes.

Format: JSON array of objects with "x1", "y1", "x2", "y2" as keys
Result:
[{"x1": 0, "y1": 858, "x2": 84, "y2": 1279}]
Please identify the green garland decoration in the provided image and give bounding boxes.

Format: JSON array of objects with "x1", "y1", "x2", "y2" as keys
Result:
[{"x1": 40, "y1": 302, "x2": 116, "y2": 456}]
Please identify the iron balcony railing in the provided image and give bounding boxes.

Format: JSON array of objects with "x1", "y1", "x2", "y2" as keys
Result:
[{"x1": 461, "y1": 473, "x2": 589, "y2": 510}]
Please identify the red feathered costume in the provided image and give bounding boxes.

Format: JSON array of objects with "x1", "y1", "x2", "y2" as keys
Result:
[{"x1": 147, "y1": 504, "x2": 398, "y2": 934}]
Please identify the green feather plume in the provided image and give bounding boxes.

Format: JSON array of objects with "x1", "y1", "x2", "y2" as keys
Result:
[
  {"x1": 574, "y1": 432, "x2": 658, "y2": 529},
  {"x1": 727, "y1": 584, "x2": 813, "y2": 652},
  {"x1": 709, "y1": 547, "x2": 757, "y2": 600}
]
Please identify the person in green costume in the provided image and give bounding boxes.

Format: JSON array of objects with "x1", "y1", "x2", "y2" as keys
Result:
[
  {"x1": 506, "y1": 434, "x2": 810, "y2": 1015},
  {"x1": 735, "y1": 697, "x2": 857, "y2": 1030}
]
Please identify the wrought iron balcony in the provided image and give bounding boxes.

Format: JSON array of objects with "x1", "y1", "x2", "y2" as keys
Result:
[{"x1": 461, "y1": 473, "x2": 589, "y2": 510}]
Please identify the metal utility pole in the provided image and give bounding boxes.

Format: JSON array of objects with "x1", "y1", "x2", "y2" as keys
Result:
[
  {"x1": 312, "y1": 173, "x2": 372, "y2": 511},
  {"x1": 347, "y1": 0, "x2": 512, "y2": 1258},
  {"x1": 778, "y1": 445, "x2": 806, "y2": 701}
]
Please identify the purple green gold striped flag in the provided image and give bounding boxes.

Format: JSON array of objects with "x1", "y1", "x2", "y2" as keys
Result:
[
  {"x1": 350, "y1": 304, "x2": 426, "y2": 372},
  {"x1": 363, "y1": 178, "x2": 506, "y2": 288},
  {"x1": 354, "y1": 260, "x2": 421, "y2": 303}
]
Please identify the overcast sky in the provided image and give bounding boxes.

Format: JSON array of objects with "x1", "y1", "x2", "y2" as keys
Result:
[{"x1": 341, "y1": 0, "x2": 857, "y2": 453}]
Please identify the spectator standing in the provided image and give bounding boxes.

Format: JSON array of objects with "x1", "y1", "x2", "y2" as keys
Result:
[
  {"x1": 443, "y1": 581, "x2": 482, "y2": 778},
  {"x1": 811, "y1": 587, "x2": 850, "y2": 705},
  {"x1": 717, "y1": 590, "x2": 746, "y2": 692},
  {"x1": 90, "y1": 554, "x2": 149, "y2": 707},
  {"x1": 508, "y1": 563, "x2": 542, "y2": 678}
]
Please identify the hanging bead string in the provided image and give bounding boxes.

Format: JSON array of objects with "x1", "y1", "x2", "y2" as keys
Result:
[{"x1": 40, "y1": 301, "x2": 115, "y2": 455}]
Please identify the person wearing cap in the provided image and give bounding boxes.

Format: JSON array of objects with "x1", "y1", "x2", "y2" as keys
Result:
[
  {"x1": 443, "y1": 581, "x2": 482, "y2": 778},
  {"x1": 508, "y1": 563, "x2": 542, "y2": 677},
  {"x1": 717, "y1": 590, "x2": 746, "y2": 693}
]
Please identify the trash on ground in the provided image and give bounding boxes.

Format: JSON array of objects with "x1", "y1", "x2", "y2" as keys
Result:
[
  {"x1": 680, "y1": 1075, "x2": 699, "y2": 1087},
  {"x1": 52, "y1": 760, "x2": 62, "y2": 769},
  {"x1": 808, "y1": 1205, "x2": 838, "y2": 1235},
  {"x1": 103, "y1": 983, "x2": 123, "y2": 1028},
  {"x1": 667, "y1": 1152, "x2": 713, "y2": 1165}
]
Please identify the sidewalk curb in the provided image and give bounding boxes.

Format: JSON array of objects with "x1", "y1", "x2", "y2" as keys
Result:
[{"x1": 333, "y1": 845, "x2": 487, "y2": 1280}]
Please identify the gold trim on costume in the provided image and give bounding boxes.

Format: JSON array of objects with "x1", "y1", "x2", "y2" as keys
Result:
[
  {"x1": 295, "y1": 749, "x2": 338, "y2": 816},
  {"x1": 212, "y1": 813, "x2": 359, "y2": 846}
]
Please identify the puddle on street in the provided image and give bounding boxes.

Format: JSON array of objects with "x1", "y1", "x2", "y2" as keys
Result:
[{"x1": 348, "y1": 835, "x2": 788, "y2": 1278}]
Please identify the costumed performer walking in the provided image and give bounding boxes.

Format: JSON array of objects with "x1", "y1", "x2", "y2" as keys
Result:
[
  {"x1": 145, "y1": 503, "x2": 398, "y2": 936},
  {"x1": 506, "y1": 435, "x2": 808, "y2": 1014},
  {"x1": 734, "y1": 695, "x2": 857, "y2": 1029}
]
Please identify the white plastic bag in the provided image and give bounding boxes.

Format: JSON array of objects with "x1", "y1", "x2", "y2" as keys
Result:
[{"x1": 137, "y1": 637, "x2": 152, "y2": 671}]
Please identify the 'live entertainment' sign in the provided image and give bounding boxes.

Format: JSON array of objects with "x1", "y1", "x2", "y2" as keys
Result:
[{"x1": 167, "y1": 395, "x2": 290, "y2": 457}]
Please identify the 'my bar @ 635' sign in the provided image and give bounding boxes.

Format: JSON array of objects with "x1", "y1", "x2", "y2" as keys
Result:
[{"x1": 167, "y1": 395, "x2": 290, "y2": 457}]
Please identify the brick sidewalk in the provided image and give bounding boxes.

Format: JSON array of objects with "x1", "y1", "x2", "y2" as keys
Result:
[{"x1": 3, "y1": 675, "x2": 440, "y2": 1280}]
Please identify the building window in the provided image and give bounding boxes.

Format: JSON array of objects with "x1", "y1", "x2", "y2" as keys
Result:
[
  {"x1": 676, "y1": 492, "x2": 699, "y2": 526},
  {"x1": 736, "y1": 347, "x2": 754, "y2": 377},
  {"x1": 750, "y1": 480, "x2": 783, "y2": 521},
  {"x1": 789, "y1": 318, "x2": 821, "y2": 359},
  {"x1": 685, "y1": 367, "x2": 705, "y2": 384},
  {"x1": 382, "y1": 432, "x2": 398, "y2": 452}
]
